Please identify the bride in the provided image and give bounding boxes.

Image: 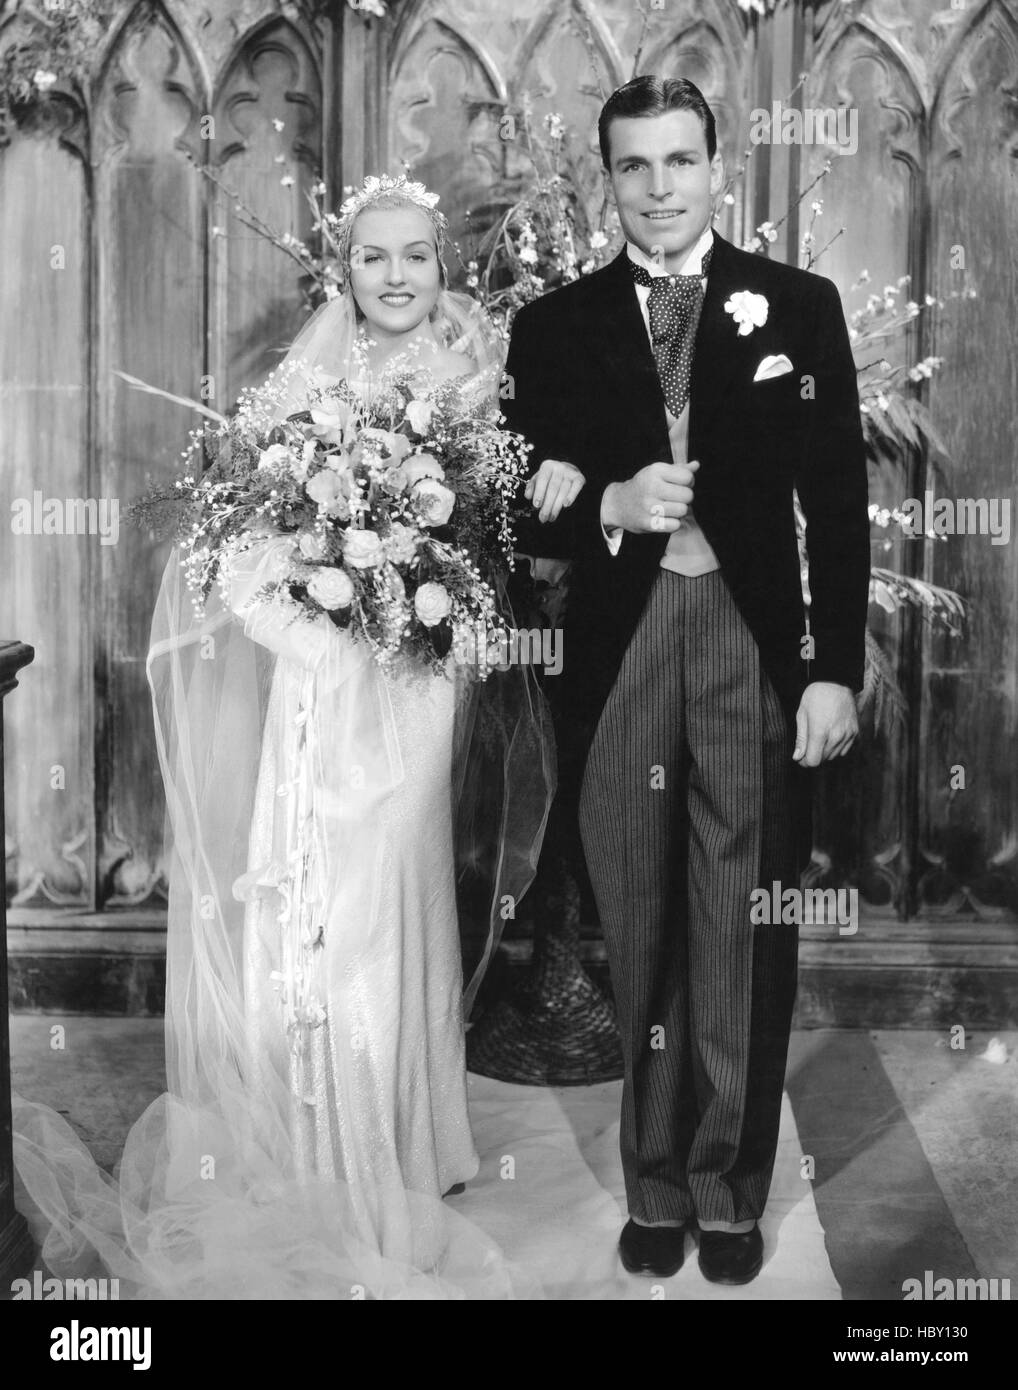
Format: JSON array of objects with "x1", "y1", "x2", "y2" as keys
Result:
[{"x1": 11, "y1": 174, "x2": 562, "y2": 1299}]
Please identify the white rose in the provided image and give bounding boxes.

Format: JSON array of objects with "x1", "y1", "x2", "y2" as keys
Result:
[
  {"x1": 307, "y1": 568, "x2": 354, "y2": 610},
  {"x1": 343, "y1": 529, "x2": 384, "y2": 570},
  {"x1": 309, "y1": 400, "x2": 350, "y2": 446},
  {"x1": 384, "y1": 523, "x2": 418, "y2": 565},
  {"x1": 298, "y1": 531, "x2": 328, "y2": 561},
  {"x1": 412, "y1": 477, "x2": 456, "y2": 527},
  {"x1": 305, "y1": 468, "x2": 349, "y2": 518},
  {"x1": 380, "y1": 464, "x2": 409, "y2": 495},
  {"x1": 405, "y1": 399, "x2": 435, "y2": 435},
  {"x1": 362, "y1": 428, "x2": 411, "y2": 462},
  {"x1": 414, "y1": 582, "x2": 452, "y2": 628},
  {"x1": 724, "y1": 290, "x2": 769, "y2": 337},
  {"x1": 402, "y1": 453, "x2": 445, "y2": 486}
]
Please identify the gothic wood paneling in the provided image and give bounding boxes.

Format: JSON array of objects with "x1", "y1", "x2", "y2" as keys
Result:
[
  {"x1": 804, "y1": 14, "x2": 926, "y2": 915},
  {"x1": 1, "y1": 98, "x2": 92, "y2": 909},
  {"x1": 93, "y1": 4, "x2": 207, "y2": 907},
  {"x1": 919, "y1": 0, "x2": 1018, "y2": 919},
  {"x1": 212, "y1": 16, "x2": 322, "y2": 402},
  {"x1": 3, "y1": 0, "x2": 1017, "y2": 942}
]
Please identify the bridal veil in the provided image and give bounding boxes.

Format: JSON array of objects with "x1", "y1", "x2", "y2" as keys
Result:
[{"x1": 11, "y1": 288, "x2": 555, "y2": 1299}]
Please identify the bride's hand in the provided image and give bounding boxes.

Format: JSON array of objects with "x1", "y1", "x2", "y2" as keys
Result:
[
  {"x1": 223, "y1": 536, "x2": 337, "y2": 675},
  {"x1": 524, "y1": 458, "x2": 585, "y2": 523}
]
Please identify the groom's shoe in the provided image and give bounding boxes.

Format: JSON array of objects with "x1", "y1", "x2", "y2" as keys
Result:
[
  {"x1": 697, "y1": 1224, "x2": 764, "y2": 1285},
  {"x1": 618, "y1": 1220, "x2": 686, "y2": 1278}
]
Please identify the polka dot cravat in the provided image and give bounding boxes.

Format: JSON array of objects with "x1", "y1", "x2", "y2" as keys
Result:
[{"x1": 629, "y1": 242, "x2": 713, "y2": 417}]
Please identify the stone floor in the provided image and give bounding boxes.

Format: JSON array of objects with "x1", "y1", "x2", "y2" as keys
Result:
[{"x1": 9, "y1": 1018, "x2": 1017, "y2": 1299}]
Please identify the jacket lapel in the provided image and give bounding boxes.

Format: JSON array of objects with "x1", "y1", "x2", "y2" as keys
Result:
[
  {"x1": 587, "y1": 250, "x2": 671, "y2": 463},
  {"x1": 688, "y1": 231, "x2": 759, "y2": 444}
]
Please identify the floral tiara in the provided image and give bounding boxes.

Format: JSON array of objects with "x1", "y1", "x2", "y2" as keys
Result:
[{"x1": 337, "y1": 173, "x2": 443, "y2": 224}]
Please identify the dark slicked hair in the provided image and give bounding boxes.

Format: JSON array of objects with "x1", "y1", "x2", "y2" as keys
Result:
[{"x1": 598, "y1": 75, "x2": 717, "y2": 168}]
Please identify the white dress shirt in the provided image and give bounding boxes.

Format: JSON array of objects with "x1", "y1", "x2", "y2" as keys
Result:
[{"x1": 600, "y1": 224, "x2": 720, "y2": 576}]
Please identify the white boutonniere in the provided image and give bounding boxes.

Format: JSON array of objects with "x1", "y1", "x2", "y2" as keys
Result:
[{"x1": 724, "y1": 290, "x2": 769, "y2": 336}]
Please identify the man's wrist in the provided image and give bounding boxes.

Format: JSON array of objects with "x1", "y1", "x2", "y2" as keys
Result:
[
  {"x1": 808, "y1": 663, "x2": 864, "y2": 695},
  {"x1": 601, "y1": 481, "x2": 622, "y2": 531},
  {"x1": 599, "y1": 482, "x2": 626, "y2": 555}
]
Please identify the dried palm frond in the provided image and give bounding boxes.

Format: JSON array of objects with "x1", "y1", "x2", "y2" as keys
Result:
[{"x1": 858, "y1": 629, "x2": 907, "y2": 736}]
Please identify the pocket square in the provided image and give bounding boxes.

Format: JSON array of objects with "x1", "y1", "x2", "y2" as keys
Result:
[{"x1": 753, "y1": 354, "x2": 794, "y2": 382}]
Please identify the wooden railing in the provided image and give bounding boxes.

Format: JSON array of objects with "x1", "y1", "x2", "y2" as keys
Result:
[{"x1": 0, "y1": 640, "x2": 35, "y2": 1287}]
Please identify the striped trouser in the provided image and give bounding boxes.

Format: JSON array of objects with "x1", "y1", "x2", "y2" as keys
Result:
[{"x1": 578, "y1": 567, "x2": 799, "y2": 1225}]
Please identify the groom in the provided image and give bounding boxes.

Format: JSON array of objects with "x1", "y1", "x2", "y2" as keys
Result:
[{"x1": 504, "y1": 76, "x2": 869, "y2": 1283}]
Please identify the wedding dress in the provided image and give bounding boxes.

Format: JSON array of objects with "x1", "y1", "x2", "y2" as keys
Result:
[
  {"x1": 11, "y1": 292, "x2": 554, "y2": 1298},
  {"x1": 225, "y1": 531, "x2": 479, "y2": 1267}
]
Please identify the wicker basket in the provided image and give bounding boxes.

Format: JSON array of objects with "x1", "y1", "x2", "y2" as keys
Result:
[{"x1": 466, "y1": 851, "x2": 623, "y2": 1086}]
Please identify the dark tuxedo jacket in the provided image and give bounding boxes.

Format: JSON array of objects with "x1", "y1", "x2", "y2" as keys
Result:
[{"x1": 502, "y1": 232, "x2": 871, "y2": 867}]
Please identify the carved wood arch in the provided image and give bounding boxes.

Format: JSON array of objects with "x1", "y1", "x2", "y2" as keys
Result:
[
  {"x1": 931, "y1": 0, "x2": 1018, "y2": 163},
  {"x1": 916, "y1": 0, "x2": 1018, "y2": 921},
  {"x1": 211, "y1": 15, "x2": 322, "y2": 399},
  {"x1": 388, "y1": 12, "x2": 505, "y2": 261},
  {"x1": 92, "y1": 2, "x2": 208, "y2": 909}
]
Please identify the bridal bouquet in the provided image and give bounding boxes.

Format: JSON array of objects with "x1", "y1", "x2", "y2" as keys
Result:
[{"x1": 135, "y1": 357, "x2": 532, "y2": 676}]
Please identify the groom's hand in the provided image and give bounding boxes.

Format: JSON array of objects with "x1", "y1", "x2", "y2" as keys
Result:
[
  {"x1": 792, "y1": 682, "x2": 859, "y2": 766},
  {"x1": 601, "y1": 460, "x2": 699, "y2": 534}
]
